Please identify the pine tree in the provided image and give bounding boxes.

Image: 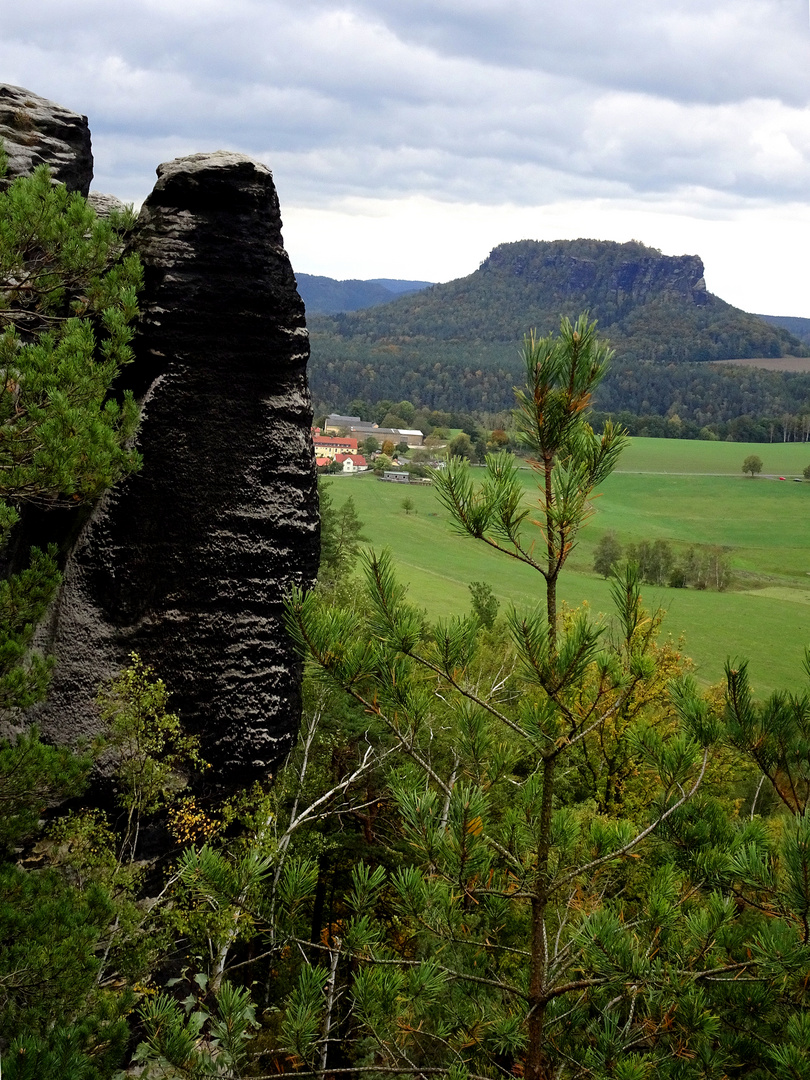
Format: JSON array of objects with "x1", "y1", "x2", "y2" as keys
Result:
[
  {"x1": 0, "y1": 155, "x2": 142, "y2": 707},
  {"x1": 317, "y1": 479, "x2": 368, "y2": 582},
  {"x1": 285, "y1": 317, "x2": 728, "y2": 1079},
  {"x1": 0, "y1": 152, "x2": 144, "y2": 1076},
  {"x1": 435, "y1": 315, "x2": 626, "y2": 650},
  {"x1": 468, "y1": 579, "x2": 499, "y2": 627}
]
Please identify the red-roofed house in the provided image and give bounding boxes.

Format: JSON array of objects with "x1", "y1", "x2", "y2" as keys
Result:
[
  {"x1": 312, "y1": 433, "x2": 359, "y2": 459},
  {"x1": 335, "y1": 453, "x2": 368, "y2": 473}
]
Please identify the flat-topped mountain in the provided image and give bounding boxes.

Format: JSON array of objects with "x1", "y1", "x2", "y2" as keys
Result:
[
  {"x1": 311, "y1": 239, "x2": 804, "y2": 362},
  {"x1": 307, "y1": 239, "x2": 810, "y2": 421}
]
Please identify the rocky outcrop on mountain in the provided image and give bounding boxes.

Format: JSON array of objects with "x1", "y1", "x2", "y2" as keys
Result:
[
  {"x1": 33, "y1": 150, "x2": 319, "y2": 782},
  {"x1": 0, "y1": 84, "x2": 92, "y2": 195},
  {"x1": 482, "y1": 240, "x2": 708, "y2": 309}
]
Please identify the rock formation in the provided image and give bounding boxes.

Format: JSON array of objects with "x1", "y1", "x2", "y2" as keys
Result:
[
  {"x1": 0, "y1": 84, "x2": 93, "y2": 195},
  {"x1": 483, "y1": 240, "x2": 708, "y2": 309},
  {"x1": 87, "y1": 191, "x2": 128, "y2": 218},
  {"x1": 10, "y1": 96, "x2": 319, "y2": 780}
]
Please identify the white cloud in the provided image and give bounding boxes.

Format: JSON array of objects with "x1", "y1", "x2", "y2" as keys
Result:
[
  {"x1": 282, "y1": 192, "x2": 810, "y2": 316},
  {"x1": 3, "y1": 0, "x2": 810, "y2": 312}
]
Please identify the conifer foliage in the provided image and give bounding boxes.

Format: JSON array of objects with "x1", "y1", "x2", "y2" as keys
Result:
[
  {"x1": 0, "y1": 153, "x2": 142, "y2": 707},
  {"x1": 0, "y1": 152, "x2": 145, "y2": 1078},
  {"x1": 0, "y1": 159, "x2": 142, "y2": 506},
  {"x1": 284, "y1": 318, "x2": 727, "y2": 1079}
]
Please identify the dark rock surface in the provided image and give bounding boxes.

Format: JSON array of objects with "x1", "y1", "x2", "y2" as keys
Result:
[
  {"x1": 0, "y1": 84, "x2": 93, "y2": 195},
  {"x1": 484, "y1": 241, "x2": 708, "y2": 309},
  {"x1": 34, "y1": 151, "x2": 319, "y2": 781}
]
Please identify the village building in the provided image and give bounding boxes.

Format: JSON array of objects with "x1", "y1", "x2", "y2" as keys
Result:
[
  {"x1": 322, "y1": 414, "x2": 425, "y2": 448},
  {"x1": 312, "y1": 433, "x2": 359, "y2": 459},
  {"x1": 334, "y1": 453, "x2": 368, "y2": 473}
]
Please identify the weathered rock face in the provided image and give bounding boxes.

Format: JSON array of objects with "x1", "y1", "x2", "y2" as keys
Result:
[
  {"x1": 0, "y1": 84, "x2": 93, "y2": 195},
  {"x1": 484, "y1": 240, "x2": 708, "y2": 310},
  {"x1": 87, "y1": 191, "x2": 127, "y2": 218},
  {"x1": 35, "y1": 151, "x2": 319, "y2": 781}
]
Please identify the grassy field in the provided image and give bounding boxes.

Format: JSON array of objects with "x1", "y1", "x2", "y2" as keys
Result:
[
  {"x1": 615, "y1": 437, "x2": 810, "y2": 476},
  {"x1": 711, "y1": 357, "x2": 810, "y2": 373},
  {"x1": 327, "y1": 437, "x2": 810, "y2": 695}
]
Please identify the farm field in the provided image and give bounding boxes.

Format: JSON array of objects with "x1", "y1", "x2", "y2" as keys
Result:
[
  {"x1": 326, "y1": 437, "x2": 810, "y2": 695},
  {"x1": 711, "y1": 356, "x2": 810, "y2": 373},
  {"x1": 614, "y1": 436, "x2": 810, "y2": 475}
]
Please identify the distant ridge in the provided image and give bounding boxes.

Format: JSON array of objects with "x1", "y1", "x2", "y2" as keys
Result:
[
  {"x1": 754, "y1": 313, "x2": 810, "y2": 346},
  {"x1": 296, "y1": 273, "x2": 432, "y2": 314},
  {"x1": 367, "y1": 278, "x2": 434, "y2": 294}
]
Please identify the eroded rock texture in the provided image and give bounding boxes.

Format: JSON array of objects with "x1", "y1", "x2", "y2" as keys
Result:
[
  {"x1": 0, "y1": 84, "x2": 93, "y2": 195},
  {"x1": 35, "y1": 152, "x2": 318, "y2": 781},
  {"x1": 484, "y1": 241, "x2": 708, "y2": 309}
]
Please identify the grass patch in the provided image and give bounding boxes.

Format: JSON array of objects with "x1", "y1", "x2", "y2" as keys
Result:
[
  {"x1": 616, "y1": 436, "x2": 810, "y2": 475},
  {"x1": 329, "y1": 438, "x2": 810, "y2": 695}
]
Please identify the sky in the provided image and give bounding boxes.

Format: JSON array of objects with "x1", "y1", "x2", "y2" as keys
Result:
[{"x1": 3, "y1": 0, "x2": 810, "y2": 315}]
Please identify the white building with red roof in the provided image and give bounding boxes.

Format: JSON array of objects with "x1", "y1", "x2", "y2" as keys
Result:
[{"x1": 335, "y1": 453, "x2": 368, "y2": 473}]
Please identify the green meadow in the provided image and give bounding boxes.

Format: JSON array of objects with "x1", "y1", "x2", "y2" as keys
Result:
[
  {"x1": 327, "y1": 437, "x2": 810, "y2": 696},
  {"x1": 615, "y1": 437, "x2": 810, "y2": 476}
]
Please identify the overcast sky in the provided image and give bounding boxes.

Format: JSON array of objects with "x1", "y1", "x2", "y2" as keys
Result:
[{"x1": 4, "y1": 0, "x2": 810, "y2": 314}]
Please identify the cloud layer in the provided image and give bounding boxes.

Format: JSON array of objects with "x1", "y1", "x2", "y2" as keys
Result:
[{"x1": 3, "y1": 1, "x2": 810, "y2": 311}]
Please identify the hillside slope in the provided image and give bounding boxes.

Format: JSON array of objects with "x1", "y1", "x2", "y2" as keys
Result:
[
  {"x1": 297, "y1": 273, "x2": 432, "y2": 314},
  {"x1": 755, "y1": 313, "x2": 810, "y2": 346}
]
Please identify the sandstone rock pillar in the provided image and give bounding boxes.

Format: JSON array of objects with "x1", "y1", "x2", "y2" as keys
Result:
[
  {"x1": 0, "y1": 84, "x2": 93, "y2": 195},
  {"x1": 35, "y1": 152, "x2": 319, "y2": 781}
]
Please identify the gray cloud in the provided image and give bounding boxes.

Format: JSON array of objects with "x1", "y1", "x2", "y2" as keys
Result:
[{"x1": 2, "y1": 0, "x2": 809, "y2": 213}]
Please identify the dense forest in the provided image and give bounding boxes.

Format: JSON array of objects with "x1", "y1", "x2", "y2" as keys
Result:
[
  {"x1": 296, "y1": 274, "x2": 433, "y2": 315},
  {"x1": 310, "y1": 334, "x2": 810, "y2": 435},
  {"x1": 307, "y1": 239, "x2": 810, "y2": 430}
]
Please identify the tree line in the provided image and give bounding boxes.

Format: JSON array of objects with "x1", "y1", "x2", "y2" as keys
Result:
[
  {"x1": 594, "y1": 532, "x2": 732, "y2": 590},
  {"x1": 309, "y1": 332, "x2": 810, "y2": 439}
]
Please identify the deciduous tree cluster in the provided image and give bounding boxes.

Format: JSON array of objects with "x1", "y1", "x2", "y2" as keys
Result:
[{"x1": 593, "y1": 531, "x2": 732, "y2": 590}]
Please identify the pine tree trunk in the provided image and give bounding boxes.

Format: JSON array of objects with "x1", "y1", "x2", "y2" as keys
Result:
[
  {"x1": 526, "y1": 754, "x2": 556, "y2": 1080},
  {"x1": 544, "y1": 453, "x2": 557, "y2": 653}
]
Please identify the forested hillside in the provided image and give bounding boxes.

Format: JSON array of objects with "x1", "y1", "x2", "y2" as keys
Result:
[
  {"x1": 755, "y1": 312, "x2": 810, "y2": 345},
  {"x1": 307, "y1": 239, "x2": 810, "y2": 424},
  {"x1": 297, "y1": 273, "x2": 432, "y2": 314}
]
